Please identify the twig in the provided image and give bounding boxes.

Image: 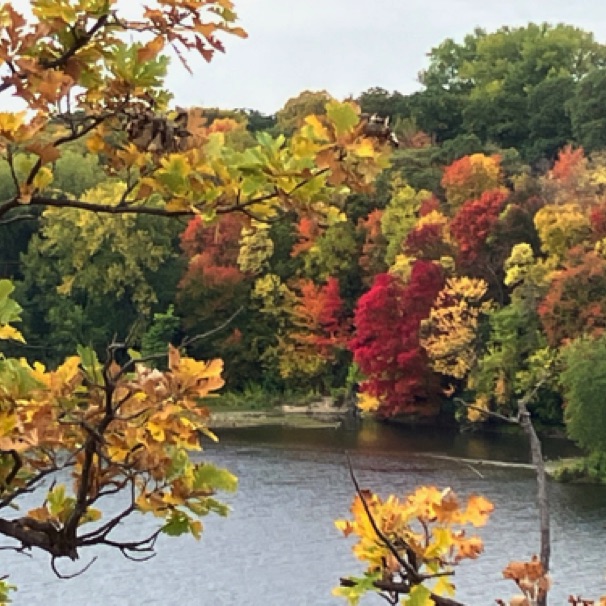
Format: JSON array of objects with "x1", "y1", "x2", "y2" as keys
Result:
[
  {"x1": 464, "y1": 462, "x2": 485, "y2": 479},
  {"x1": 51, "y1": 555, "x2": 98, "y2": 580},
  {"x1": 346, "y1": 454, "x2": 420, "y2": 583}
]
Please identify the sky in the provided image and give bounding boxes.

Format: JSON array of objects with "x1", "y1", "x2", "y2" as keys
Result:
[
  {"x1": 163, "y1": 0, "x2": 606, "y2": 113},
  {"x1": 8, "y1": 0, "x2": 606, "y2": 114}
]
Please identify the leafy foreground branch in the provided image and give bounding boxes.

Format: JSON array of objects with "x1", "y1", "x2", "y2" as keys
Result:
[
  {"x1": 0, "y1": 280, "x2": 236, "y2": 600},
  {"x1": 335, "y1": 385, "x2": 606, "y2": 606},
  {"x1": 335, "y1": 456, "x2": 492, "y2": 606}
]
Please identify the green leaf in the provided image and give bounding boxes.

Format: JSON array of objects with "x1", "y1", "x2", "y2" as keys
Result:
[
  {"x1": 0, "y1": 358, "x2": 41, "y2": 397},
  {"x1": 326, "y1": 101, "x2": 359, "y2": 137},
  {"x1": 162, "y1": 510, "x2": 191, "y2": 537},
  {"x1": 405, "y1": 585, "x2": 435, "y2": 606},
  {"x1": 332, "y1": 573, "x2": 381, "y2": 605},
  {"x1": 46, "y1": 484, "x2": 74, "y2": 518},
  {"x1": 193, "y1": 463, "x2": 237, "y2": 492},
  {"x1": 0, "y1": 280, "x2": 22, "y2": 326},
  {"x1": 156, "y1": 155, "x2": 191, "y2": 192},
  {"x1": 77, "y1": 345, "x2": 101, "y2": 380}
]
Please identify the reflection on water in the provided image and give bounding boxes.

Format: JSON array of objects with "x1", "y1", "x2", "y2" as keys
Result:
[
  {"x1": 217, "y1": 421, "x2": 582, "y2": 463},
  {"x1": 0, "y1": 423, "x2": 604, "y2": 605}
]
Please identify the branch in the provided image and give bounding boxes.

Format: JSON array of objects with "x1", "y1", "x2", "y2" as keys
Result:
[
  {"x1": 0, "y1": 213, "x2": 37, "y2": 226},
  {"x1": 516, "y1": 377, "x2": 551, "y2": 599},
  {"x1": 180, "y1": 306, "x2": 244, "y2": 348},
  {"x1": 2, "y1": 451, "x2": 21, "y2": 489},
  {"x1": 0, "y1": 164, "x2": 330, "y2": 222},
  {"x1": 100, "y1": 529, "x2": 161, "y2": 562},
  {"x1": 0, "y1": 14, "x2": 110, "y2": 96},
  {"x1": 339, "y1": 578, "x2": 465, "y2": 606},
  {"x1": 346, "y1": 455, "x2": 453, "y2": 586},
  {"x1": 454, "y1": 372, "x2": 552, "y2": 606},
  {"x1": 51, "y1": 555, "x2": 97, "y2": 580},
  {"x1": 453, "y1": 398, "x2": 518, "y2": 424},
  {"x1": 40, "y1": 16, "x2": 109, "y2": 71},
  {"x1": 117, "y1": 305, "x2": 244, "y2": 379},
  {"x1": 0, "y1": 517, "x2": 73, "y2": 559},
  {"x1": 0, "y1": 464, "x2": 64, "y2": 510}
]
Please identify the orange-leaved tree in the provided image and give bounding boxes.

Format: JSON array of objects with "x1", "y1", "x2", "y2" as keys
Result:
[{"x1": 0, "y1": 0, "x2": 394, "y2": 601}]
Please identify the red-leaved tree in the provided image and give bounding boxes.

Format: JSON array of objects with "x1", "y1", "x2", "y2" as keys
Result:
[
  {"x1": 178, "y1": 214, "x2": 248, "y2": 328},
  {"x1": 539, "y1": 248, "x2": 606, "y2": 346},
  {"x1": 350, "y1": 262, "x2": 444, "y2": 417},
  {"x1": 290, "y1": 277, "x2": 351, "y2": 355},
  {"x1": 450, "y1": 189, "x2": 509, "y2": 267}
]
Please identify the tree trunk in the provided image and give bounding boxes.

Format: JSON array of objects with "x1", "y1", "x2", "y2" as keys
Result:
[{"x1": 518, "y1": 399, "x2": 550, "y2": 606}]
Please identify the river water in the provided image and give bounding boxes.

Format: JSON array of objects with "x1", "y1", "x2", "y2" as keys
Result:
[{"x1": 1, "y1": 423, "x2": 605, "y2": 605}]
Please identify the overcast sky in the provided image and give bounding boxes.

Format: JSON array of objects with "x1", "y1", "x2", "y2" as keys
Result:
[
  {"x1": 9, "y1": 0, "x2": 606, "y2": 113},
  {"x1": 164, "y1": 0, "x2": 606, "y2": 113}
]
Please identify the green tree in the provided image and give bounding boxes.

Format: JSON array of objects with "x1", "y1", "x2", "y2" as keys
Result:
[
  {"x1": 526, "y1": 75, "x2": 575, "y2": 161},
  {"x1": 417, "y1": 24, "x2": 606, "y2": 155},
  {"x1": 569, "y1": 68, "x2": 606, "y2": 153},
  {"x1": 357, "y1": 87, "x2": 410, "y2": 120},
  {"x1": 561, "y1": 334, "x2": 606, "y2": 454}
]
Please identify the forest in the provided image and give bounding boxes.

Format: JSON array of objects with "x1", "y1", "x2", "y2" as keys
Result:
[
  {"x1": 1, "y1": 2, "x2": 606, "y2": 605},
  {"x1": 4, "y1": 22, "x2": 606, "y2": 460}
]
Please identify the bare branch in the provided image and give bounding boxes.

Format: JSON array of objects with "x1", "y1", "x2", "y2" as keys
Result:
[
  {"x1": 454, "y1": 398, "x2": 518, "y2": 424},
  {"x1": 0, "y1": 465, "x2": 64, "y2": 510},
  {"x1": 180, "y1": 306, "x2": 244, "y2": 348},
  {"x1": 0, "y1": 213, "x2": 37, "y2": 226},
  {"x1": 454, "y1": 372, "x2": 553, "y2": 606},
  {"x1": 51, "y1": 555, "x2": 97, "y2": 580},
  {"x1": 100, "y1": 528, "x2": 161, "y2": 562},
  {"x1": 116, "y1": 305, "x2": 244, "y2": 380}
]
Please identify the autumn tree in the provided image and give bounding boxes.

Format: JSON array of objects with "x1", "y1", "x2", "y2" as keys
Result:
[
  {"x1": 350, "y1": 262, "x2": 444, "y2": 418},
  {"x1": 534, "y1": 204, "x2": 591, "y2": 260},
  {"x1": 176, "y1": 213, "x2": 255, "y2": 385},
  {"x1": 275, "y1": 90, "x2": 333, "y2": 135},
  {"x1": 335, "y1": 477, "x2": 494, "y2": 606},
  {"x1": 421, "y1": 277, "x2": 492, "y2": 381},
  {"x1": 441, "y1": 153, "x2": 502, "y2": 209},
  {"x1": 381, "y1": 179, "x2": 431, "y2": 265},
  {"x1": 178, "y1": 213, "x2": 248, "y2": 326},
  {"x1": 358, "y1": 209, "x2": 388, "y2": 283},
  {"x1": 268, "y1": 277, "x2": 351, "y2": 391},
  {"x1": 539, "y1": 249, "x2": 606, "y2": 346},
  {"x1": 450, "y1": 190, "x2": 508, "y2": 268}
]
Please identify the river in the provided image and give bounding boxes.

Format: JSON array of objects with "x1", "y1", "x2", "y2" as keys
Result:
[{"x1": 1, "y1": 423, "x2": 605, "y2": 605}]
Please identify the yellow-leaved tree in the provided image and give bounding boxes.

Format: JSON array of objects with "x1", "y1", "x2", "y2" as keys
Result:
[
  {"x1": 334, "y1": 473, "x2": 494, "y2": 606},
  {"x1": 0, "y1": 0, "x2": 394, "y2": 601}
]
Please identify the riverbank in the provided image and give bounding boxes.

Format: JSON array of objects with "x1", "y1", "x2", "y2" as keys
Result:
[
  {"x1": 207, "y1": 396, "x2": 353, "y2": 429},
  {"x1": 208, "y1": 409, "x2": 343, "y2": 429}
]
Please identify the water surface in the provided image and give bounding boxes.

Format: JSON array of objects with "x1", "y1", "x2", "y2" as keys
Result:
[{"x1": 1, "y1": 424, "x2": 604, "y2": 605}]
